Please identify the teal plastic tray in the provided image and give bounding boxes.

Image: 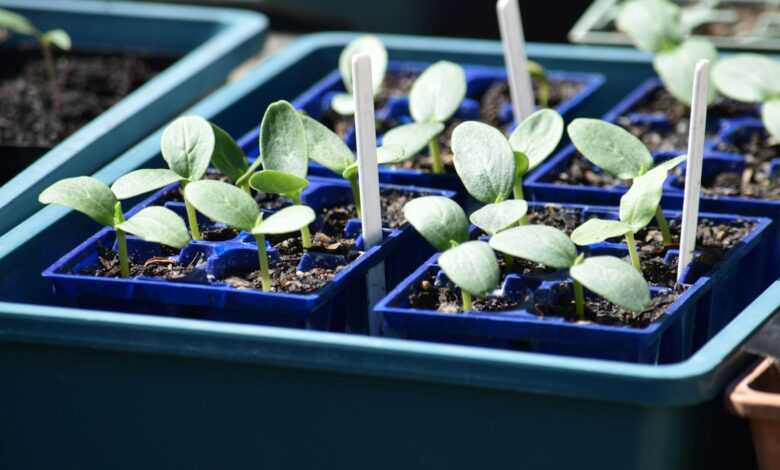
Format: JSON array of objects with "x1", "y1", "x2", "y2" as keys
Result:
[
  {"x1": 0, "y1": 33, "x2": 766, "y2": 469},
  {"x1": 0, "y1": 0, "x2": 267, "y2": 236}
]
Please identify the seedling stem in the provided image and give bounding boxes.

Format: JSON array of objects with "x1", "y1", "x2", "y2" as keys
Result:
[
  {"x1": 113, "y1": 201, "x2": 129, "y2": 278},
  {"x1": 655, "y1": 207, "x2": 673, "y2": 245},
  {"x1": 253, "y1": 234, "x2": 272, "y2": 292},
  {"x1": 625, "y1": 231, "x2": 641, "y2": 271},
  {"x1": 429, "y1": 138, "x2": 443, "y2": 174},
  {"x1": 462, "y1": 290, "x2": 473, "y2": 311},
  {"x1": 290, "y1": 193, "x2": 313, "y2": 249},
  {"x1": 181, "y1": 183, "x2": 202, "y2": 241},
  {"x1": 348, "y1": 173, "x2": 362, "y2": 218}
]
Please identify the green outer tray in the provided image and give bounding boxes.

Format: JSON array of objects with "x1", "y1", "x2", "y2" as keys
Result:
[
  {"x1": 0, "y1": 0, "x2": 268, "y2": 236},
  {"x1": 0, "y1": 33, "x2": 771, "y2": 469}
]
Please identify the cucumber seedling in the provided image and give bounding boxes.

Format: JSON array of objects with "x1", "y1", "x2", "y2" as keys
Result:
[
  {"x1": 382, "y1": 61, "x2": 467, "y2": 174},
  {"x1": 713, "y1": 54, "x2": 780, "y2": 141},
  {"x1": 184, "y1": 180, "x2": 315, "y2": 292},
  {"x1": 331, "y1": 35, "x2": 388, "y2": 116},
  {"x1": 617, "y1": 0, "x2": 717, "y2": 106},
  {"x1": 568, "y1": 118, "x2": 686, "y2": 246},
  {"x1": 0, "y1": 8, "x2": 71, "y2": 111},
  {"x1": 490, "y1": 225, "x2": 651, "y2": 320},
  {"x1": 39, "y1": 176, "x2": 190, "y2": 278},
  {"x1": 404, "y1": 196, "x2": 500, "y2": 311}
]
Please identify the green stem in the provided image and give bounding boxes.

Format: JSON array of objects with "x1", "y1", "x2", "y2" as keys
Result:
[
  {"x1": 348, "y1": 174, "x2": 362, "y2": 219},
  {"x1": 655, "y1": 207, "x2": 673, "y2": 246},
  {"x1": 291, "y1": 192, "x2": 313, "y2": 249},
  {"x1": 116, "y1": 228, "x2": 130, "y2": 278},
  {"x1": 573, "y1": 279, "x2": 585, "y2": 321},
  {"x1": 462, "y1": 290, "x2": 473, "y2": 312},
  {"x1": 504, "y1": 254, "x2": 514, "y2": 271},
  {"x1": 40, "y1": 42, "x2": 60, "y2": 113},
  {"x1": 429, "y1": 137, "x2": 443, "y2": 174},
  {"x1": 240, "y1": 180, "x2": 252, "y2": 194},
  {"x1": 625, "y1": 231, "x2": 642, "y2": 272},
  {"x1": 513, "y1": 178, "x2": 525, "y2": 200},
  {"x1": 183, "y1": 199, "x2": 202, "y2": 241},
  {"x1": 254, "y1": 234, "x2": 271, "y2": 292}
]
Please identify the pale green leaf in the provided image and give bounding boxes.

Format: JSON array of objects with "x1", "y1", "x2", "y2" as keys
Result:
[
  {"x1": 653, "y1": 154, "x2": 687, "y2": 173},
  {"x1": 38, "y1": 176, "x2": 117, "y2": 227},
  {"x1": 330, "y1": 93, "x2": 355, "y2": 116},
  {"x1": 42, "y1": 29, "x2": 71, "y2": 50},
  {"x1": 469, "y1": 200, "x2": 528, "y2": 236},
  {"x1": 210, "y1": 123, "x2": 248, "y2": 183},
  {"x1": 0, "y1": 8, "x2": 35, "y2": 35},
  {"x1": 451, "y1": 121, "x2": 515, "y2": 204},
  {"x1": 338, "y1": 35, "x2": 387, "y2": 96},
  {"x1": 616, "y1": 0, "x2": 683, "y2": 53},
  {"x1": 438, "y1": 241, "x2": 500, "y2": 297},
  {"x1": 111, "y1": 169, "x2": 184, "y2": 200},
  {"x1": 654, "y1": 38, "x2": 718, "y2": 106},
  {"x1": 570, "y1": 256, "x2": 651, "y2": 312},
  {"x1": 762, "y1": 99, "x2": 780, "y2": 142},
  {"x1": 253, "y1": 205, "x2": 316, "y2": 236},
  {"x1": 161, "y1": 116, "x2": 215, "y2": 181},
  {"x1": 376, "y1": 145, "x2": 407, "y2": 165},
  {"x1": 409, "y1": 61, "x2": 466, "y2": 123},
  {"x1": 301, "y1": 115, "x2": 354, "y2": 174},
  {"x1": 508, "y1": 109, "x2": 564, "y2": 170},
  {"x1": 381, "y1": 122, "x2": 445, "y2": 160},
  {"x1": 342, "y1": 162, "x2": 359, "y2": 181},
  {"x1": 118, "y1": 207, "x2": 190, "y2": 249},
  {"x1": 568, "y1": 119, "x2": 653, "y2": 179},
  {"x1": 249, "y1": 170, "x2": 308, "y2": 196},
  {"x1": 184, "y1": 180, "x2": 259, "y2": 232},
  {"x1": 489, "y1": 225, "x2": 577, "y2": 269},
  {"x1": 403, "y1": 196, "x2": 469, "y2": 252},
  {"x1": 260, "y1": 101, "x2": 308, "y2": 178},
  {"x1": 570, "y1": 218, "x2": 631, "y2": 246},
  {"x1": 619, "y1": 166, "x2": 668, "y2": 233},
  {"x1": 713, "y1": 54, "x2": 780, "y2": 103}
]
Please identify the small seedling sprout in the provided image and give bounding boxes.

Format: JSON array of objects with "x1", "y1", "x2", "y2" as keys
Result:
[
  {"x1": 617, "y1": 0, "x2": 717, "y2": 106},
  {"x1": 712, "y1": 54, "x2": 780, "y2": 141},
  {"x1": 568, "y1": 118, "x2": 686, "y2": 246},
  {"x1": 490, "y1": 225, "x2": 651, "y2": 320},
  {"x1": 404, "y1": 196, "x2": 499, "y2": 311},
  {"x1": 382, "y1": 61, "x2": 467, "y2": 174},
  {"x1": 39, "y1": 176, "x2": 190, "y2": 277},
  {"x1": 331, "y1": 35, "x2": 388, "y2": 116},
  {"x1": 184, "y1": 180, "x2": 315, "y2": 292},
  {"x1": 0, "y1": 8, "x2": 71, "y2": 111}
]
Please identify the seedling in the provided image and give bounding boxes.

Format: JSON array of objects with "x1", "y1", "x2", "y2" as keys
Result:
[
  {"x1": 404, "y1": 196, "x2": 499, "y2": 311},
  {"x1": 38, "y1": 176, "x2": 190, "y2": 278},
  {"x1": 184, "y1": 180, "x2": 315, "y2": 292},
  {"x1": 0, "y1": 8, "x2": 71, "y2": 111},
  {"x1": 490, "y1": 225, "x2": 651, "y2": 320},
  {"x1": 110, "y1": 116, "x2": 218, "y2": 241},
  {"x1": 712, "y1": 54, "x2": 780, "y2": 141},
  {"x1": 617, "y1": 0, "x2": 717, "y2": 105},
  {"x1": 382, "y1": 61, "x2": 467, "y2": 174},
  {"x1": 528, "y1": 61, "x2": 551, "y2": 108},
  {"x1": 568, "y1": 118, "x2": 686, "y2": 246},
  {"x1": 331, "y1": 35, "x2": 388, "y2": 116}
]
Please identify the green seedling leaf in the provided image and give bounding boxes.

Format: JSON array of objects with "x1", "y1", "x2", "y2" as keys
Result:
[
  {"x1": 619, "y1": 165, "x2": 669, "y2": 233},
  {"x1": 568, "y1": 119, "x2": 653, "y2": 179},
  {"x1": 654, "y1": 154, "x2": 687, "y2": 173},
  {"x1": 249, "y1": 170, "x2": 309, "y2": 196},
  {"x1": 527, "y1": 60, "x2": 550, "y2": 107},
  {"x1": 253, "y1": 205, "x2": 316, "y2": 236},
  {"x1": 438, "y1": 241, "x2": 500, "y2": 297},
  {"x1": 762, "y1": 99, "x2": 780, "y2": 141},
  {"x1": 210, "y1": 123, "x2": 248, "y2": 183},
  {"x1": 570, "y1": 218, "x2": 631, "y2": 246},
  {"x1": 376, "y1": 145, "x2": 407, "y2": 165},
  {"x1": 301, "y1": 115, "x2": 354, "y2": 174},
  {"x1": 39, "y1": 176, "x2": 117, "y2": 227},
  {"x1": 409, "y1": 61, "x2": 466, "y2": 123},
  {"x1": 617, "y1": 0, "x2": 683, "y2": 53},
  {"x1": 338, "y1": 35, "x2": 387, "y2": 96},
  {"x1": 489, "y1": 225, "x2": 578, "y2": 269},
  {"x1": 184, "y1": 180, "x2": 259, "y2": 232},
  {"x1": 260, "y1": 101, "x2": 308, "y2": 178},
  {"x1": 713, "y1": 54, "x2": 780, "y2": 103},
  {"x1": 381, "y1": 122, "x2": 445, "y2": 160},
  {"x1": 0, "y1": 8, "x2": 35, "y2": 35},
  {"x1": 110, "y1": 169, "x2": 184, "y2": 200},
  {"x1": 330, "y1": 93, "x2": 355, "y2": 115},
  {"x1": 41, "y1": 29, "x2": 71, "y2": 50},
  {"x1": 570, "y1": 256, "x2": 651, "y2": 312},
  {"x1": 451, "y1": 121, "x2": 515, "y2": 204},
  {"x1": 161, "y1": 115, "x2": 215, "y2": 181},
  {"x1": 117, "y1": 206, "x2": 190, "y2": 249},
  {"x1": 469, "y1": 200, "x2": 528, "y2": 236},
  {"x1": 342, "y1": 162, "x2": 359, "y2": 181},
  {"x1": 508, "y1": 109, "x2": 564, "y2": 170},
  {"x1": 654, "y1": 38, "x2": 717, "y2": 105},
  {"x1": 403, "y1": 196, "x2": 469, "y2": 252}
]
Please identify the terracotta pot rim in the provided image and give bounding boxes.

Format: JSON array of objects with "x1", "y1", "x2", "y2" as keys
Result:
[{"x1": 728, "y1": 358, "x2": 780, "y2": 420}]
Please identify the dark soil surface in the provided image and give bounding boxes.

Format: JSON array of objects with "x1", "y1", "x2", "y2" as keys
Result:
[
  {"x1": 698, "y1": 131, "x2": 780, "y2": 199},
  {"x1": 526, "y1": 204, "x2": 583, "y2": 234},
  {"x1": 479, "y1": 78, "x2": 585, "y2": 127},
  {"x1": 320, "y1": 188, "x2": 419, "y2": 233},
  {"x1": 408, "y1": 271, "x2": 523, "y2": 314},
  {"x1": 549, "y1": 153, "x2": 625, "y2": 187},
  {"x1": 0, "y1": 47, "x2": 176, "y2": 149},
  {"x1": 87, "y1": 246, "x2": 201, "y2": 280}
]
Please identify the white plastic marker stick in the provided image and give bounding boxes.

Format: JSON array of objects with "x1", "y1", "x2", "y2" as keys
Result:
[
  {"x1": 677, "y1": 59, "x2": 710, "y2": 284},
  {"x1": 497, "y1": 0, "x2": 535, "y2": 122},
  {"x1": 352, "y1": 53, "x2": 386, "y2": 335}
]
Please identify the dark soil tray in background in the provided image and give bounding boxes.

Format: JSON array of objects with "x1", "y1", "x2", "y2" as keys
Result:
[
  {"x1": 479, "y1": 79, "x2": 584, "y2": 127},
  {"x1": 699, "y1": 131, "x2": 780, "y2": 199}
]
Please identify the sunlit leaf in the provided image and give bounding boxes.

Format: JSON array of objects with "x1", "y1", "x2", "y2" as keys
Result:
[
  {"x1": 39, "y1": 176, "x2": 116, "y2": 227},
  {"x1": 438, "y1": 241, "x2": 500, "y2": 296},
  {"x1": 403, "y1": 196, "x2": 469, "y2": 252}
]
